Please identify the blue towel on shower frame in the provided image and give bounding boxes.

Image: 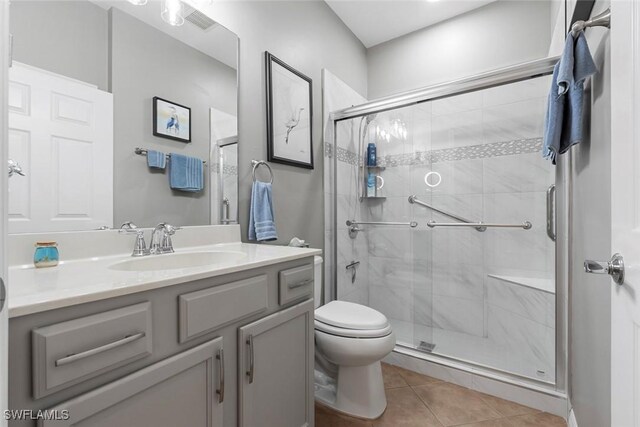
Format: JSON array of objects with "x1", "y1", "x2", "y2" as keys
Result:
[
  {"x1": 169, "y1": 153, "x2": 204, "y2": 192},
  {"x1": 248, "y1": 181, "x2": 278, "y2": 242},
  {"x1": 543, "y1": 31, "x2": 598, "y2": 164}
]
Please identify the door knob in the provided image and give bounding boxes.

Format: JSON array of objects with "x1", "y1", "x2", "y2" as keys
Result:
[
  {"x1": 8, "y1": 159, "x2": 25, "y2": 178},
  {"x1": 584, "y1": 253, "x2": 624, "y2": 285}
]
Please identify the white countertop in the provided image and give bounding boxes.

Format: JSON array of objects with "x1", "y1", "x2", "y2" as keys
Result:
[{"x1": 9, "y1": 242, "x2": 321, "y2": 318}]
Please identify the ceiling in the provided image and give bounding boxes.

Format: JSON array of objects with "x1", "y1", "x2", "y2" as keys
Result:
[
  {"x1": 325, "y1": 0, "x2": 497, "y2": 48},
  {"x1": 92, "y1": 0, "x2": 238, "y2": 69}
]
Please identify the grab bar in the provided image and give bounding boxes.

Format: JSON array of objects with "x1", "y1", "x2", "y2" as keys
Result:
[
  {"x1": 426, "y1": 220, "x2": 532, "y2": 230},
  {"x1": 346, "y1": 220, "x2": 418, "y2": 228},
  {"x1": 546, "y1": 184, "x2": 556, "y2": 241},
  {"x1": 408, "y1": 195, "x2": 485, "y2": 231}
]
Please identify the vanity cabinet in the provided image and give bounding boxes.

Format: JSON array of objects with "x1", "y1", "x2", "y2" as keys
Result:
[
  {"x1": 8, "y1": 257, "x2": 316, "y2": 427},
  {"x1": 238, "y1": 300, "x2": 314, "y2": 427},
  {"x1": 40, "y1": 337, "x2": 224, "y2": 427}
]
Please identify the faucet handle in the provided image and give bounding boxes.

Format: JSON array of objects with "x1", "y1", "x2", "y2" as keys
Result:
[
  {"x1": 131, "y1": 230, "x2": 149, "y2": 257},
  {"x1": 119, "y1": 221, "x2": 139, "y2": 233}
]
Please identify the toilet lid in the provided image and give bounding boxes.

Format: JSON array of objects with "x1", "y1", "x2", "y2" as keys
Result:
[{"x1": 314, "y1": 301, "x2": 389, "y2": 330}]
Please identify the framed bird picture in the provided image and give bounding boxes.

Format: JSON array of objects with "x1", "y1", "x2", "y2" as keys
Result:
[
  {"x1": 265, "y1": 52, "x2": 313, "y2": 169},
  {"x1": 153, "y1": 97, "x2": 191, "y2": 143}
]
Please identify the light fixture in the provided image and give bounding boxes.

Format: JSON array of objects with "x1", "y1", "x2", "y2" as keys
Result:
[
  {"x1": 127, "y1": 0, "x2": 148, "y2": 4},
  {"x1": 161, "y1": 0, "x2": 185, "y2": 26}
]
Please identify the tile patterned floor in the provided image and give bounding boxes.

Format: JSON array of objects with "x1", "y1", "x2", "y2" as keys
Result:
[{"x1": 315, "y1": 363, "x2": 566, "y2": 427}]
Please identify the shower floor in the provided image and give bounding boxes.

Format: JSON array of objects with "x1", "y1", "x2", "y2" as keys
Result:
[{"x1": 389, "y1": 318, "x2": 555, "y2": 383}]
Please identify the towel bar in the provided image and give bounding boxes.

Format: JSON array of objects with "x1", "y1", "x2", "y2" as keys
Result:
[{"x1": 134, "y1": 147, "x2": 206, "y2": 164}]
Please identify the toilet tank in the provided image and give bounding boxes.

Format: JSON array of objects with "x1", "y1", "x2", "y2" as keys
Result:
[{"x1": 314, "y1": 256, "x2": 323, "y2": 309}]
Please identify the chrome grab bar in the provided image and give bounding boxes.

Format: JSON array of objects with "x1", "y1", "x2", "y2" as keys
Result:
[
  {"x1": 346, "y1": 220, "x2": 418, "y2": 228},
  {"x1": 409, "y1": 195, "x2": 485, "y2": 231},
  {"x1": 221, "y1": 197, "x2": 232, "y2": 224},
  {"x1": 55, "y1": 333, "x2": 145, "y2": 367},
  {"x1": 426, "y1": 220, "x2": 532, "y2": 230},
  {"x1": 546, "y1": 184, "x2": 556, "y2": 241}
]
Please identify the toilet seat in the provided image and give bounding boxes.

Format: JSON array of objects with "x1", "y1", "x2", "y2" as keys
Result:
[
  {"x1": 315, "y1": 319, "x2": 392, "y2": 338},
  {"x1": 314, "y1": 301, "x2": 391, "y2": 338}
]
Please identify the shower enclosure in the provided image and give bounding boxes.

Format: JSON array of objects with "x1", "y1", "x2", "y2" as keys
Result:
[{"x1": 327, "y1": 57, "x2": 564, "y2": 390}]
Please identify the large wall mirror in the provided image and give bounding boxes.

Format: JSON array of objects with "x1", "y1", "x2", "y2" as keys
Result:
[{"x1": 7, "y1": 0, "x2": 238, "y2": 233}]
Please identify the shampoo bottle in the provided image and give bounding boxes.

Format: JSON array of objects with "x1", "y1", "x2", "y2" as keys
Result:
[
  {"x1": 367, "y1": 129, "x2": 377, "y2": 166},
  {"x1": 367, "y1": 172, "x2": 376, "y2": 197}
]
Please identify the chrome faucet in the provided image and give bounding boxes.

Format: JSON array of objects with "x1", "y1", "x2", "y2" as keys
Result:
[
  {"x1": 119, "y1": 221, "x2": 149, "y2": 257},
  {"x1": 149, "y1": 223, "x2": 180, "y2": 255}
]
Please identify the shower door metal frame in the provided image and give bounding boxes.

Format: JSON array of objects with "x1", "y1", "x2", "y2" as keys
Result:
[{"x1": 329, "y1": 56, "x2": 568, "y2": 395}]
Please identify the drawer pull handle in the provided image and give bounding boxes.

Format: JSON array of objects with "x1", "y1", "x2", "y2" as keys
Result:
[
  {"x1": 216, "y1": 348, "x2": 225, "y2": 403},
  {"x1": 246, "y1": 335, "x2": 254, "y2": 384},
  {"x1": 288, "y1": 278, "x2": 312, "y2": 290},
  {"x1": 54, "y1": 332, "x2": 146, "y2": 367}
]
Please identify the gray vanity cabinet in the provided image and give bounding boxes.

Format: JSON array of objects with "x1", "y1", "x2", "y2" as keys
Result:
[
  {"x1": 8, "y1": 256, "x2": 316, "y2": 427},
  {"x1": 40, "y1": 337, "x2": 224, "y2": 427},
  {"x1": 238, "y1": 299, "x2": 314, "y2": 427}
]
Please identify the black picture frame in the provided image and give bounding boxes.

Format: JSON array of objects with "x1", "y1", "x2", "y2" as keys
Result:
[
  {"x1": 265, "y1": 52, "x2": 314, "y2": 169},
  {"x1": 152, "y1": 96, "x2": 191, "y2": 143}
]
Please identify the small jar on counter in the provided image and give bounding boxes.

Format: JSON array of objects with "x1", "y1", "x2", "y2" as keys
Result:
[{"x1": 34, "y1": 242, "x2": 59, "y2": 268}]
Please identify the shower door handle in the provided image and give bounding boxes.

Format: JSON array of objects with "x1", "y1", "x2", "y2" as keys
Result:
[
  {"x1": 546, "y1": 184, "x2": 556, "y2": 241},
  {"x1": 584, "y1": 253, "x2": 624, "y2": 285}
]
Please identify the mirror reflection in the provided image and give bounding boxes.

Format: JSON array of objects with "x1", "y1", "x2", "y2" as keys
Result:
[{"x1": 8, "y1": 0, "x2": 239, "y2": 233}]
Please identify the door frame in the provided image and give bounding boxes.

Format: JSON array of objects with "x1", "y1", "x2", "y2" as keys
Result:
[
  {"x1": 610, "y1": 1, "x2": 640, "y2": 425},
  {"x1": 0, "y1": 0, "x2": 10, "y2": 424}
]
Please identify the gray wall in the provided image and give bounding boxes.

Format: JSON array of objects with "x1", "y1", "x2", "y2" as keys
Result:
[
  {"x1": 9, "y1": 0, "x2": 109, "y2": 90},
  {"x1": 109, "y1": 8, "x2": 237, "y2": 227},
  {"x1": 366, "y1": 1, "x2": 552, "y2": 99},
  {"x1": 204, "y1": 1, "x2": 368, "y2": 248},
  {"x1": 569, "y1": 1, "x2": 611, "y2": 425}
]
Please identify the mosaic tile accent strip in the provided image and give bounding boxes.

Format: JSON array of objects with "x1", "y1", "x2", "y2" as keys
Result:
[
  {"x1": 328, "y1": 137, "x2": 543, "y2": 167},
  {"x1": 211, "y1": 164, "x2": 238, "y2": 175},
  {"x1": 324, "y1": 142, "x2": 360, "y2": 166}
]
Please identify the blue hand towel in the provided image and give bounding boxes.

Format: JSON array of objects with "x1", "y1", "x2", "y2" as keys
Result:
[
  {"x1": 543, "y1": 31, "x2": 597, "y2": 164},
  {"x1": 248, "y1": 181, "x2": 278, "y2": 241},
  {"x1": 147, "y1": 150, "x2": 166, "y2": 169},
  {"x1": 169, "y1": 153, "x2": 204, "y2": 192}
]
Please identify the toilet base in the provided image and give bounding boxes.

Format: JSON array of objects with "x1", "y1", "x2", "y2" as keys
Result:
[{"x1": 315, "y1": 361, "x2": 387, "y2": 419}]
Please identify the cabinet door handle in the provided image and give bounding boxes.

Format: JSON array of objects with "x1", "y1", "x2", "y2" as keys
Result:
[
  {"x1": 216, "y1": 348, "x2": 225, "y2": 403},
  {"x1": 55, "y1": 332, "x2": 145, "y2": 367},
  {"x1": 246, "y1": 335, "x2": 254, "y2": 384},
  {"x1": 288, "y1": 278, "x2": 312, "y2": 289}
]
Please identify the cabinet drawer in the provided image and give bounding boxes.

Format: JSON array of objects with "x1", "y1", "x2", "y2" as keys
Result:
[
  {"x1": 278, "y1": 264, "x2": 314, "y2": 306},
  {"x1": 32, "y1": 302, "x2": 152, "y2": 399},
  {"x1": 179, "y1": 275, "x2": 268, "y2": 343}
]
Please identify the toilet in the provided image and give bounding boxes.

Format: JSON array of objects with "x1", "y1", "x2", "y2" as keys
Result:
[{"x1": 312, "y1": 256, "x2": 396, "y2": 419}]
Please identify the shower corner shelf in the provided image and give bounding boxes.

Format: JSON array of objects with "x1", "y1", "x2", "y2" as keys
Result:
[
  {"x1": 360, "y1": 196, "x2": 386, "y2": 201},
  {"x1": 366, "y1": 165, "x2": 385, "y2": 170}
]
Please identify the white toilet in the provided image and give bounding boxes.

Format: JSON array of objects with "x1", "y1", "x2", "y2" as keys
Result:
[{"x1": 312, "y1": 256, "x2": 396, "y2": 419}]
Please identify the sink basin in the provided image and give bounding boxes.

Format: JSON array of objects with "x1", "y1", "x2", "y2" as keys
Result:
[{"x1": 109, "y1": 251, "x2": 247, "y2": 272}]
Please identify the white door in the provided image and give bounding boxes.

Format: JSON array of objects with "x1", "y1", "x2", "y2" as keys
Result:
[
  {"x1": 610, "y1": 1, "x2": 640, "y2": 426},
  {"x1": 8, "y1": 62, "x2": 113, "y2": 232},
  {"x1": 0, "y1": 2, "x2": 10, "y2": 424}
]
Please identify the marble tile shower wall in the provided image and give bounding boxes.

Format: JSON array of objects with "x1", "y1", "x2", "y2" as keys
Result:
[
  {"x1": 323, "y1": 70, "x2": 368, "y2": 306},
  {"x1": 329, "y1": 76, "x2": 556, "y2": 379}
]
